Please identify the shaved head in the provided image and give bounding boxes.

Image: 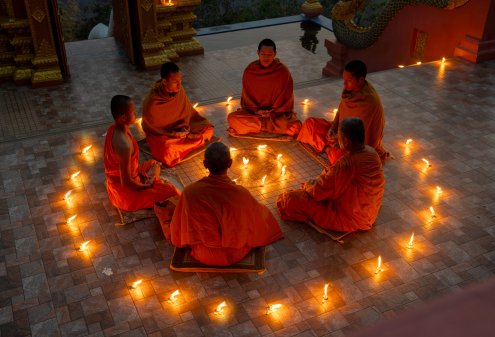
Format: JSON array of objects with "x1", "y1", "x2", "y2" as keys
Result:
[{"x1": 204, "y1": 142, "x2": 232, "y2": 175}]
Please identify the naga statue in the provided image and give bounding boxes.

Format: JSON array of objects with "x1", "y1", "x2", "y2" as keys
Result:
[{"x1": 331, "y1": 0, "x2": 471, "y2": 49}]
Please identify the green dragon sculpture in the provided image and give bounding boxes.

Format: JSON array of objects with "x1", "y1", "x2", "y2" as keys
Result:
[{"x1": 331, "y1": 0, "x2": 471, "y2": 49}]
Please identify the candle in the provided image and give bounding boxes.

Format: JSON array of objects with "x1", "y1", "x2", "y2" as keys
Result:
[
  {"x1": 266, "y1": 304, "x2": 282, "y2": 314},
  {"x1": 421, "y1": 158, "x2": 430, "y2": 168},
  {"x1": 261, "y1": 175, "x2": 267, "y2": 186},
  {"x1": 303, "y1": 99, "x2": 309, "y2": 105},
  {"x1": 135, "y1": 118, "x2": 142, "y2": 125},
  {"x1": 168, "y1": 290, "x2": 179, "y2": 303},
  {"x1": 436, "y1": 186, "x2": 442, "y2": 195},
  {"x1": 81, "y1": 145, "x2": 92, "y2": 155},
  {"x1": 375, "y1": 256, "x2": 382, "y2": 274},
  {"x1": 323, "y1": 283, "x2": 329, "y2": 301},
  {"x1": 131, "y1": 280, "x2": 142, "y2": 289},
  {"x1": 242, "y1": 157, "x2": 249, "y2": 167},
  {"x1": 79, "y1": 240, "x2": 91, "y2": 251},
  {"x1": 407, "y1": 233, "x2": 414, "y2": 249},
  {"x1": 226, "y1": 97, "x2": 232, "y2": 105},
  {"x1": 64, "y1": 190, "x2": 73, "y2": 201},
  {"x1": 193, "y1": 103, "x2": 198, "y2": 109},
  {"x1": 281, "y1": 165, "x2": 287, "y2": 176},
  {"x1": 398, "y1": 65, "x2": 405, "y2": 68},
  {"x1": 276, "y1": 153, "x2": 282, "y2": 161},
  {"x1": 67, "y1": 214, "x2": 77, "y2": 224},
  {"x1": 429, "y1": 206, "x2": 436, "y2": 218},
  {"x1": 441, "y1": 57, "x2": 446, "y2": 63},
  {"x1": 405, "y1": 139, "x2": 413, "y2": 145},
  {"x1": 215, "y1": 301, "x2": 227, "y2": 315},
  {"x1": 70, "y1": 171, "x2": 81, "y2": 180},
  {"x1": 416, "y1": 61, "x2": 422, "y2": 65},
  {"x1": 257, "y1": 144, "x2": 267, "y2": 150},
  {"x1": 232, "y1": 178, "x2": 239, "y2": 183}
]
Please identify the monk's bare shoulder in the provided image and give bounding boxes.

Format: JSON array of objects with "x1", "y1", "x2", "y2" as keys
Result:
[{"x1": 112, "y1": 128, "x2": 133, "y2": 157}]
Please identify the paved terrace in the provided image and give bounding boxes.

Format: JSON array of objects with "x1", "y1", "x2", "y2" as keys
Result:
[{"x1": 1, "y1": 23, "x2": 495, "y2": 337}]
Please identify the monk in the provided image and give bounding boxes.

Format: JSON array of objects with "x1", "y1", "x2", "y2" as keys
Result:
[
  {"x1": 142, "y1": 62, "x2": 214, "y2": 167},
  {"x1": 170, "y1": 142, "x2": 283, "y2": 266},
  {"x1": 227, "y1": 38, "x2": 302, "y2": 136},
  {"x1": 104, "y1": 95, "x2": 179, "y2": 212},
  {"x1": 297, "y1": 60, "x2": 390, "y2": 164},
  {"x1": 277, "y1": 118, "x2": 385, "y2": 232}
]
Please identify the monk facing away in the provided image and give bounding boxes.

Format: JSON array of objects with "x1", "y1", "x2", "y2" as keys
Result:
[
  {"x1": 142, "y1": 62, "x2": 214, "y2": 167},
  {"x1": 227, "y1": 38, "x2": 302, "y2": 137},
  {"x1": 277, "y1": 118, "x2": 385, "y2": 232},
  {"x1": 297, "y1": 60, "x2": 390, "y2": 164},
  {"x1": 104, "y1": 95, "x2": 180, "y2": 212},
  {"x1": 170, "y1": 142, "x2": 283, "y2": 266}
]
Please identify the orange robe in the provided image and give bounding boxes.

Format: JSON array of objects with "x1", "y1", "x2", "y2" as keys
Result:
[
  {"x1": 142, "y1": 82, "x2": 214, "y2": 167},
  {"x1": 227, "y1": 59, "x2": 302, "y2": 136},
  {"x1": 170, "y1": 174, "x2": 283, "y2": 266},
  {"x1": 276, "y1": 146, "x2": 385, "y2": 232},
  {"x1": 297, "y1": 81, "x2": 389, "y2": 163},
  {"x1": 103, "y1": 125, "x2": 179, "y2": 212}
]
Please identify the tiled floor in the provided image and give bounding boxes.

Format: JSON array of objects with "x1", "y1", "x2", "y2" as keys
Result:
[{"x1": 1, "y1": 24, "x2": 495, "y2": 337}]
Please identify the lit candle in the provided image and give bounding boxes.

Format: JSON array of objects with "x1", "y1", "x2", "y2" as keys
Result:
[
  {"x1": 276, "y1": 153, "x2": 282, "y2": 161},
  {"x1": 71, "y1": 171, "x2": 81, "y2": 180},
  {"x1": 261, "y1": 175, "x2": 267, "y2": 186},
  {"x1": 257, "y1": 144, "x2": 267, "y2": 150},
  {"x1": 242, "y1": 157, "x2": 249, "y2": 167},
  {"x1": 232, "y1": 178, "x2": 238, "y2": 183},
  {"x1": 266, "y1": 304, "x2": 282, "y2": 314},
  {"x1": 281, "y1": 165, "x2": 287, "y2": 176},
  {"x1": 81, "y1": 145, "x2": 92, "y2": 155},
  {"x1": 131, "y1": 280, "x2": 142, "y2": 289},
  {"x1": 215, "y1": 301, "x2": 227, "y2": 315},
  {"x1": 135, "y1": 117, "x2": 142, "y2": 125},
  {"x1": 441, "y1": 57, "x2": 446, "y2": 63},
  {"x1": 323, "y1": 283, "x2": 329, "y2": 301},
  {"x1": 407, "y1": 233, "x2": 414, "y2": 249},
  {"x1": 79, "y1": 240, "x2": 91, "y2": 251},
  {"x1": 303, "y1": 99, "x2": 309, "y2": 105},
  {"x1": 405, "y1": 139, "x2": 413, "y2": 145},
  {"x1": 226, "y1": 96, "x2": 232, "y2": 105},
  {"x1": 67, "y1": 214, "x2": 77, "y2": 224},
  {"x1": 193, "y1": 103, "x2": 199, "y2": 109},
  {"x1": 421, "y1": 158, "x2": 430, "y2": 168},
  {"x1": 436, "y1": 186, "x2": 442, "y2": 195},
  {"x1": 429, "y1": 206, "x2": 436, "y2": 218},
  {"x1": 375, "y1": 256, "x2": 382, "y2": 274},
  {"x1": 168, "y1": 289, "x2": 180, "y2": 303},
  {"x1": 398, "y1": 65, "x2": 405, "y2": 68},
  {"x1": 416, "y1": 61, "x2": 422, "y2": 65},
  {"x1": 64, "y1": 190, "x2": 73, "y2": 201}
]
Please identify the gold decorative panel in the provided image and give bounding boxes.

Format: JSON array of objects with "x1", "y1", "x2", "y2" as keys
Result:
[{"x1": 31, "y1": 8, "x2": 46, "y2": 23}]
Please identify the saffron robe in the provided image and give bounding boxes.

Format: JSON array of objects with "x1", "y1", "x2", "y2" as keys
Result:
[
  {"x1": 170, "y1": 174, "x2": 283, "y2": 266},
  {"x1": 227, "y1": 59, "x2": 302, "y2": 136},
  {"x1": 142, "y1": 82, "x2": 214, "y2": 167},
  {"x1": 276, "y1": 146, "x2": 385, "y2": 232},
  {"x1": 297, "y1": 81, "x2": 389, "y2": 163},
  {"x1": 104, "y1": 125, "x2": 179, "y2": 212}
]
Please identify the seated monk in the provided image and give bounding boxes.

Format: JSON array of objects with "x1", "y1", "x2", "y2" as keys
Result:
[
  {"x1": 227, "y1": 38, "x2": 302, "y2": 136},
  {"x1": 170, "y1": 142, "x2": 283, "y2": 266},
  {"x1": 277, "y1": 118, "x2": 385, "y2": 232},
  {"x1": 297, "y1": 60, "x2": 390, "y2": 164},
  {"x1": 142, "y1": 62, "x2": 214, "y2": 167},
  {"x1": 104, "y1": 95, "x2": 180, "y2": 212}
]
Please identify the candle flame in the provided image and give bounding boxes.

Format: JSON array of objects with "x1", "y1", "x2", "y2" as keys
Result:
[
  {"x1": 407, "y1": 233, "x2": 414, "y2": 249},
  {"x1": 417, "y1": 61, "x2": 422, "y2": 65},
  {"x1": 64, "y1": 190, "x2": 73, "y2": 201},
  {"x1": 333, "y1": 108, "x2": 338, "y2": 113},
  {"x1": 323, "y1": 283, "x2": 330, "y2": 300},
  {"x1": 168, "y1": 289, "x2": 179, "y2": 302},
  {"x1": 232, "y1": 178, "x2": 238, "y2": 183},
  {"x1": 398, "y1": 65, "x2": 405, "y2": 68},
  {"x1": 441, "y1": 57, "x2": 446, "y2": 63},
  {"x1": 67, "y1": 214, "x2": 77, "y2": 224},
  {"x1": 81, "y1": 145, "x2": 92, "y2": 155},
  {"x1": 79, "y1": 240, "x2": 90, "y2": 251},
  {"x1": 136, "y1": 117, "x2": 142, "y2": 125},
  {"x1": 422, "y1": 158, "x2": 430, "y2": 167},
  {"x1": 215, "y1": 301, "x2": 227, "y2": 314},
  {"x1": 303, "y1": 99, "x2": 309, "y2": 105},
  {"x1": 281, "y1": 165, "x2": 287, "y2": 176},
  {"x1": 375, "y1": 256, "x2": 382, "y2": 274},
  {"x1": 405, "y1": 139, "x2": 413, "y2": 145},
  {"x1": 429, "y1": 206, "x2": 436, "y2": 218},
  {"x1": 242, "y1": 157, "x2": 249, "y2": 166},
  {"x1": 226, "y1": 96, "x2": 232, "y2": 104},
  {"x1": 261, "y1": 175, "x2": 267, "y2": 186},
  {"x1": 266, "y1": 304, "x2": 282, "y2": 314},
  {"x1": 257, "y1": 144, "x2": 267, "y2": 150},
  {"x1": 131, "y1": 280, "x2": 142, "y2": 289},
  {"x1": 436, "y1": 186, "x2": 442, "y2": 195},
  {"x1": 229, "y1": 147, "x2": 237, "y2": 152},
  {"x1": 193, "y1": 103, "x2": 198, "y2": 109},
  {"x1": 71, "y1": 171, "x2": 81, "y2": 180},
  {"x1": 276, "y1": 153, "x2": 282, "y2": 161}
]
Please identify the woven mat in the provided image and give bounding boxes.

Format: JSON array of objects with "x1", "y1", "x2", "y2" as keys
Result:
[
  {"x1": 227, "y1": 130, "x2": 293, "y2": 142},
  {"x1": 298, "y1": 142, "x2": 328, "y2": 167},
  {"x1": 305, "y1": 221, "x2": 351, "y2": 244},
  {"x1": 170, "y1": 246, "x2": 266, "y2": 273}
]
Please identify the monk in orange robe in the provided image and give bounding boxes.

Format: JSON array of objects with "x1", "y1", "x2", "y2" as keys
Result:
[
  {"x1": 277, "y1": 118, "x2": 385, "y2": 232},
  {"x1": 170, "y1": 142, "x2": 283, "y2": 266},
  {"x1": 227, "y1": 39, "x2": 302, "y2": 136},
  {"x1": 142, "y1": 62, "x2": 214, "y2": 167},
  {"x1": 298, "y1": 60, "x2": 389, "y2": 164},
  {"x1": 104, "y1": 95, "x2": 180, "y2": 212}
]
